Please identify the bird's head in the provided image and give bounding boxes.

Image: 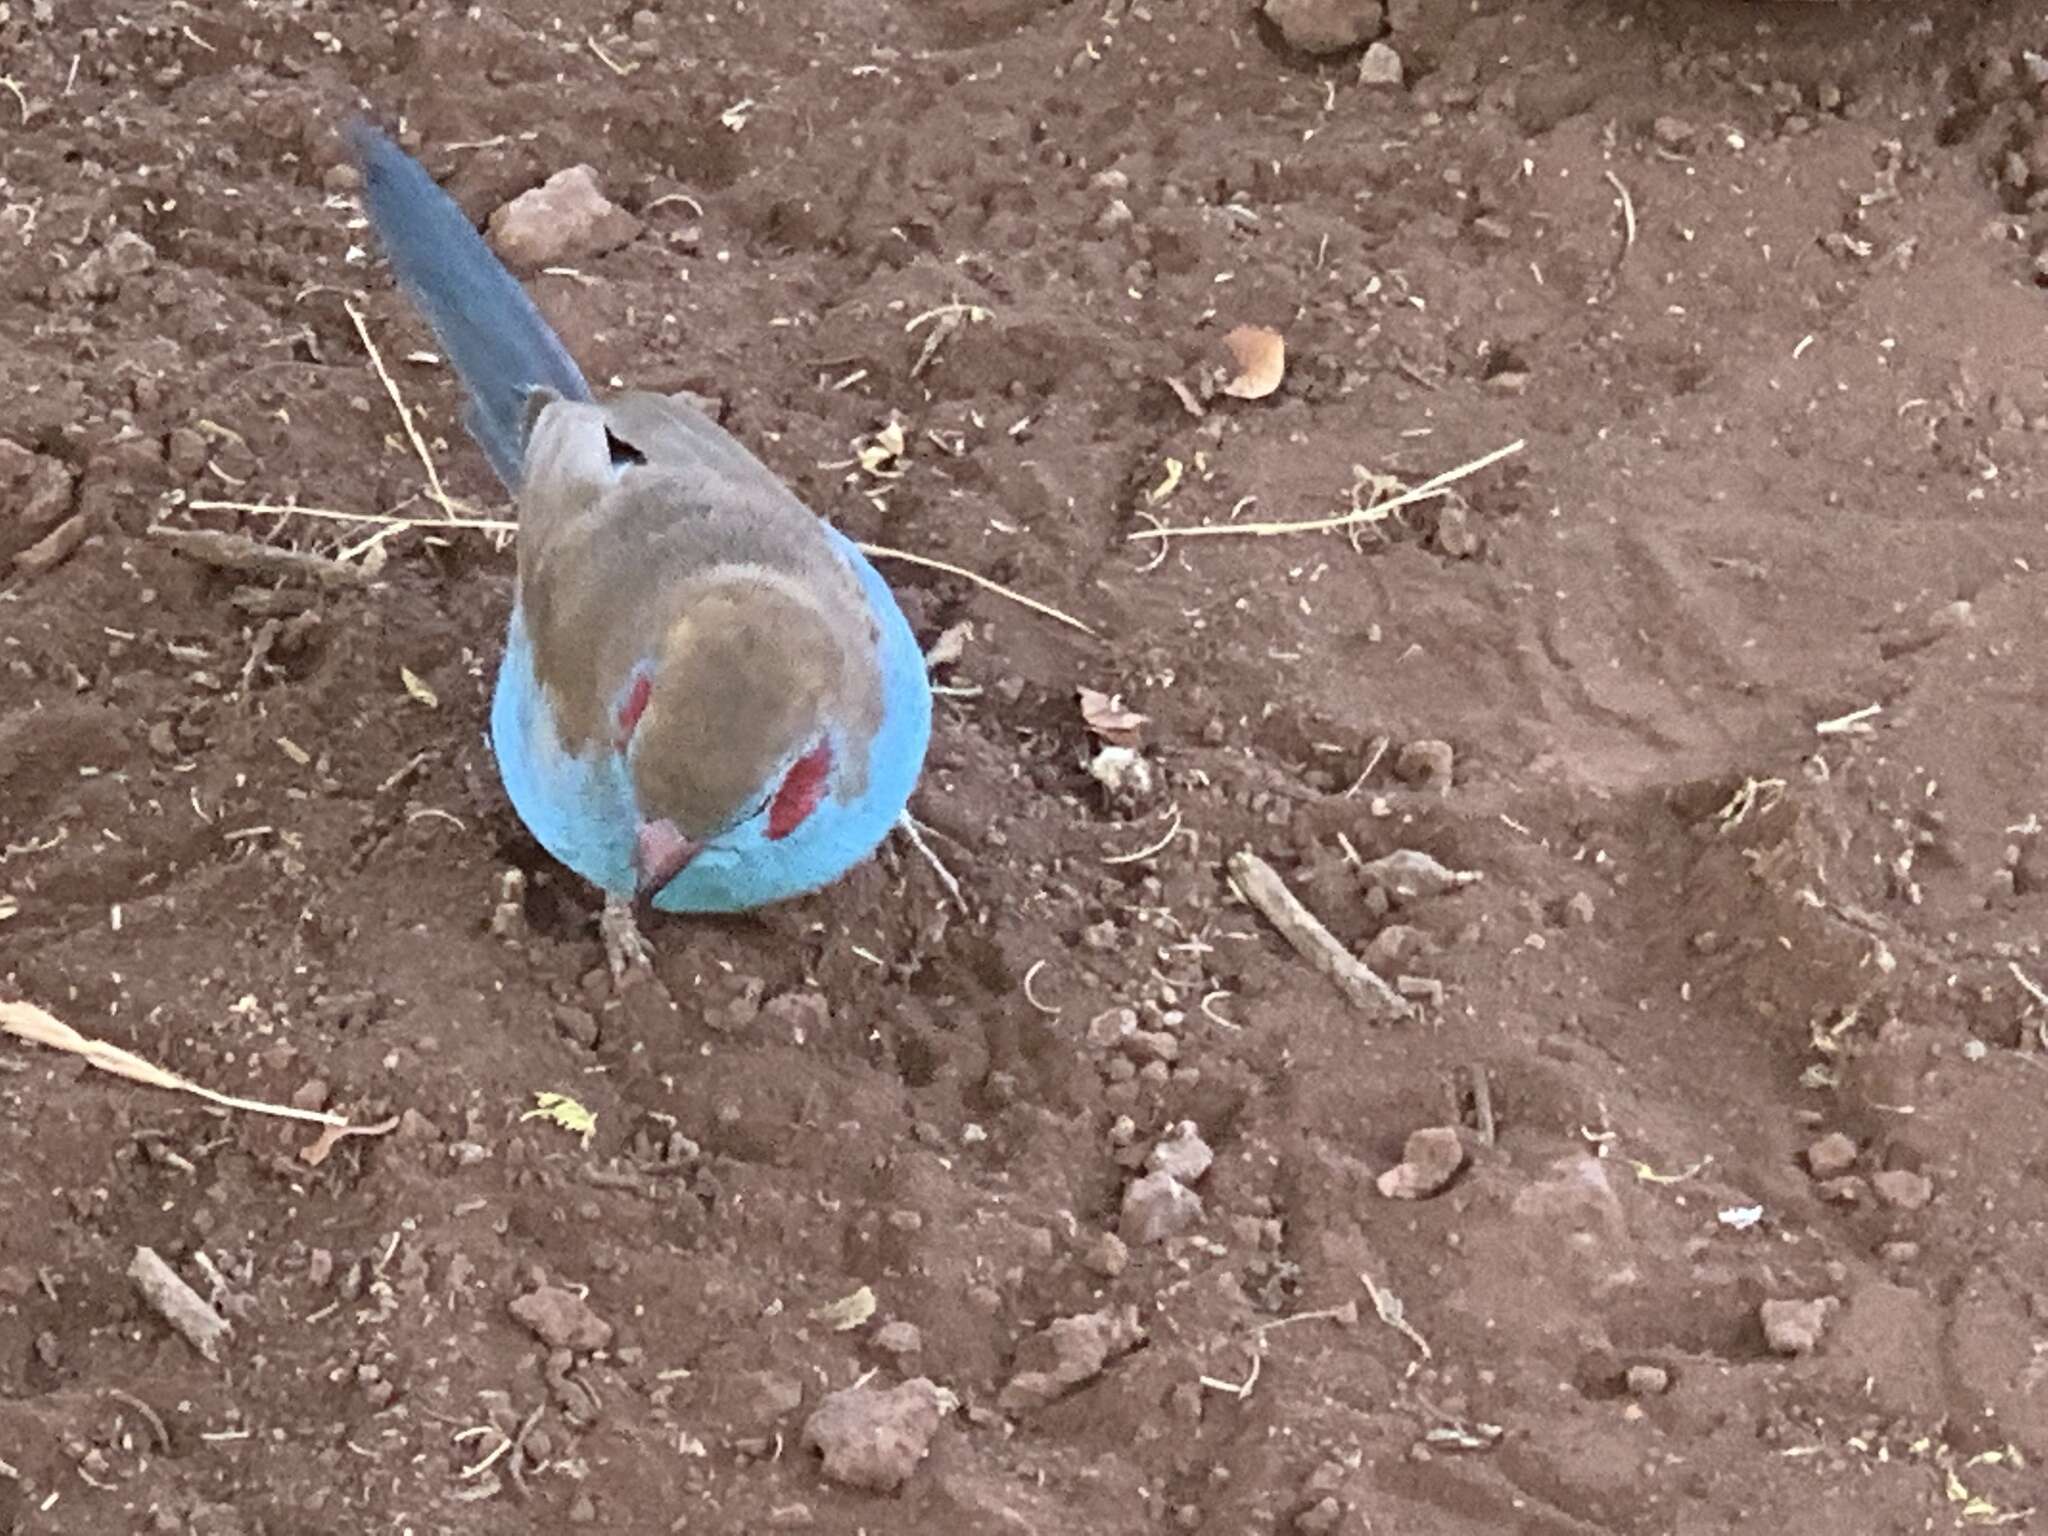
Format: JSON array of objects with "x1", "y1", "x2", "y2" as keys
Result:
[{"x1": 612, "y1": 583, "x2": 846, "y2": 902}]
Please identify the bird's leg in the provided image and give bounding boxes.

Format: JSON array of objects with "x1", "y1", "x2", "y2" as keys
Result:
[
  {"x1": 599, "y1": 893, "x2": 656, "y2": 983},
  {"x1": 897, "y1": 812, "x2": 969, "y2": 914}
]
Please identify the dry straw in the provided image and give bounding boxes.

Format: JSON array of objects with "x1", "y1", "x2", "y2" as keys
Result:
[{"x1": 2, "y1": 998, "x2": 348, "y2": 1128}]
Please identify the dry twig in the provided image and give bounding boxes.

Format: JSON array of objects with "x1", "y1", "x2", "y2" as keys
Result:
[
  {"x1": 861, "y1": 544, "x2": 1096, "y2": 636},
  {"x1": 1131, "y1": 440, "x2": 1523, "y2": 544},
  {"x1": 1228, "y1": 851, "x2": 1410, "y2": 1019},
  {"x1": 343, "y1": 299, "x2": 471, "y2": 518},
  {"x1": 146, "y1": 525, "x2": 369, "y2": 588},
  {"x1": 1360, "y1": 1269, "x2": 1432, "y2": 1360},
  {"x1": 1467, "y1": 1062, "x2": 1497, "y2": 1147},
  {"x1": 105, "y1": 1388, "x2": 170, "y2": 1451},
  {"x1": 202, "y1": 501, "x2": 1096, "y2": 639},
  {"x1": 129, "y1": 1246, "x2": 232, "y2": 1362},
  {"x1": 1603, "y1": 169, "x2": 1637, "y2": 261}
]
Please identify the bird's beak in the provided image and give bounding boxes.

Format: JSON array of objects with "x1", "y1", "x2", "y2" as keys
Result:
[{"x1": 633, "y1": 818, "x2": 699, "y2": 905}]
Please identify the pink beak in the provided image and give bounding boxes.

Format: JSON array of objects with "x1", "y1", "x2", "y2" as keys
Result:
[{"x1": 634, "y1": 818, "x2": 699, "y2": 903}]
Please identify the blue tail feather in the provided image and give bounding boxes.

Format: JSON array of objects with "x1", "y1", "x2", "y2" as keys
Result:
[{"x1": 347, "y1": 120, "x2": 592, "y2": 491}]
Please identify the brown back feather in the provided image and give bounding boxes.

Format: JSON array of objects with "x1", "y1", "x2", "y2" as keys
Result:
[{"x1": 517, "y1": 393, "x2": 885, "y2": 836}]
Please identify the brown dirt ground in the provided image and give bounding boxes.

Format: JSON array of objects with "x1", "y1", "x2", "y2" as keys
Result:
[{"x1": 7, "y1": 0, "x2": 2048, "y2": 1531}]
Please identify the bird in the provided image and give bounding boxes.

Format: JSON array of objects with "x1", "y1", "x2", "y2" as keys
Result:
[{"x1": 347, "y1": 121, "x2": 933, "y2": 975}]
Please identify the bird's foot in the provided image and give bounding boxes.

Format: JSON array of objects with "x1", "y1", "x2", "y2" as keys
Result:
[{"x1": 599, "y1": 894, "x2": 656, "y2": 986}]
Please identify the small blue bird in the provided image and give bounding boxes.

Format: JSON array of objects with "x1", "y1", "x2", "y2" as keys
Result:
[{"x1": 348, "y1": 123, "x2": 932, "y2": 973}]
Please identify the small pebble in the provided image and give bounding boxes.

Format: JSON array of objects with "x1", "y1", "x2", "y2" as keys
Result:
[
  {"x1": 1872, "y1": 1168, "x2": 1932, "y2": 1211},
  {"x1": 553, "y1": 1005, "x2": 600, "y2": 1048},
  {"x1": 1376, "y1": 1126, "x2": 1465, "y2": 1200},
  {"x1": 1096, "y1": 198, "x2": 1135, "y2": 235},
  {"x1": 509, "y1": 1285, "x2": 613, "y2": 1352},
  {"x1": 1126, "y1": 1028, "x2": 1180, "y2": 1064},
  {"x1": 873, "y1": 1320, "x2": 923, "y2": 1356},
  {"x1": 1625, "y1": 1363, "x2": 1670, "y2": 1396},
  {"x1": 1434, "y1": 503, "x2": 1482, "y2": 556},
  {"x1": 999, "y1": 1307, "x2": 1145, "y2": 1413},
  {"x1": 762, "y1": 990, "x2": 831, "y2": 1037},
  {"x1": 165, "y1": 426, "x2": 208, "y2": 481},
  {"x1": 1393, "y1": 739, "x2": 1455, "y2": 791},
  {"x1": 1357, "y1": 41, "x2": 1403, "y2": 86},
  {"x1": 1121, "y1": 1169, "x2": 1204, "y2": 1244},
  {"x1": 0, "y1": 442, "x2": 76, "y2": 535},
  {"x1": 52, "y1": 228, "x2": 156, "y2": 303},
  {"x1": 1088, "y1": 1007, "x2": 1138, "y2": 1047},
  {"x1": 1760, "y1": 1296, "x2": 1832, "y2": 1356},
  {"x1": 1805, "y1": 1132, "x2": 1858, "y2": 1179},
  {"x1": 742, "y1": 1371, "x2": 805, "y2": 1424},
  {"x1": 1295, "y1": 1495, "x2": 1343, "y2": 1534},
  {"x1": 1653, "y1": 114, "x2": 1697, "y2": 150},
  {"x1": 1146, "y1": 1122, "x2": 1214, "y2": 1185},
  {"x1": 800, "y1": 1377, "x2": 946, "y2": 1492},
  {"x1": 1360, "y1": 848, "x2": 1474, "y2": 904},
  {"x1": 489, "y1": 164, "x2": 643, "y2": 266},
  {"x1": 1082, "y1": 1229, "x2": 1130, "y2": 1277},
  {"x1": 1262, "y1": 0, "x2": 1381, "y2": 55},
  {"x1": 1365, "y1": 923, "x2": 1429, "y2": 966}
]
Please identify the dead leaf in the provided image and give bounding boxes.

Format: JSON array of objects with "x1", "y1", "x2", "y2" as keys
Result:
[
  {"x1": 523, "y1": 1090, "x2": 597, "y2": 1146},
  {"x1": 810, "y1": 1285, "x2": 878, "y2": 1331},
  {"x1": 1079, "y1": 687, "x2": 1149, "y2": 747},
  {"x1": 1221, "y1": 324, "x2": 1286, "y2": 400}
]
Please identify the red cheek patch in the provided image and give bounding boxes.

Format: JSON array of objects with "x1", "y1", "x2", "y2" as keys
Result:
[
  {"x1": 767, "y1": 743, "x2": 833, "y2": 840},
  {"x1": 614, "y1": 672, "x2": 653, "y2": 748}
]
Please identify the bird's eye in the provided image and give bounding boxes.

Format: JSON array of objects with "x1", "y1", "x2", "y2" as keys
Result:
[{"x1": 606, "y1": 428, "x2": 645, "y2": 469}]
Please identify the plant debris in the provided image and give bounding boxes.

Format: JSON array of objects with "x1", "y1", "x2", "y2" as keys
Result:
[
  {"x1": 522, "y1": 1091, "x2": 597, "y2": 1146},
  {"x1": 1, "y1": 999, "x2": 349, "y2": 1127},
  {"x1": 810, "y1": 1285, "x2": 878, "y2": 1331}
]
